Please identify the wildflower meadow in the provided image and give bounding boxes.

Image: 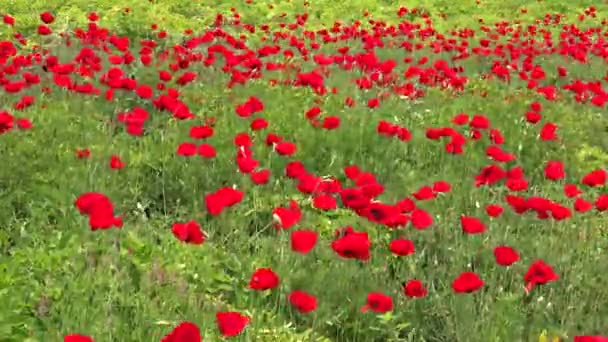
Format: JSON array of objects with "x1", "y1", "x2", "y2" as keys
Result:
[{"x1": 1, "y1": 0, "x2": 608, "y2": 341}]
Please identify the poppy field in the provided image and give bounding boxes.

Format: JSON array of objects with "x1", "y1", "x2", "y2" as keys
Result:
[{"x1": 2, "y1": 1, "x2": 608, "y2": 341}]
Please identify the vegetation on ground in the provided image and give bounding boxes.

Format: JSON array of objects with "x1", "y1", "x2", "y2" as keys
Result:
[{"x1": 1, "y1": 0, "x2": 608, "y2": 341}]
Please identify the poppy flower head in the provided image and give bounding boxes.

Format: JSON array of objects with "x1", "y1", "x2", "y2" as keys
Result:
[
  {"x1": 248, "y1": 268, "x2": 280, "y2": 291},
  {"x1": 160, "y1": 321, "x2": 201, "y2": 342},
  {"x1": 216, "y1": 312, "x2": 250, "y2": 337},
  {"x1": 360, "y1": 292, "x2": 393, "y2": 313}
]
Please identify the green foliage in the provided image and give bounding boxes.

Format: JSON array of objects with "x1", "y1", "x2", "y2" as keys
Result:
[{"x1": 0, "y1": 0, "x2": 607, "y2": 341}]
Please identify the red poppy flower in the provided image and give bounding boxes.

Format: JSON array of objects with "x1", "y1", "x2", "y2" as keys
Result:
[
  {"x1": 493, "y1": 246, "x2": 519, "y2": 266},
  {"x1": 64, "y1": 335, "x2": 93, "y2": 342},
  {"x1": 544, "y1": 160, "x2": 565, "y2": 180},
  {"x1": 176, "y1": 142, "x2": 197, "y2": 156},
  {"x1": 273, "y1": 200, "x2": 302, "y2": 229},
  {"x1": 216, "y1": 312, "x2": 250, "y2": 337},
  {"x1": 275, "y1": 141, "x2": 296, "y2": 156},
  {"x1": 250, "y1": 169, "x2": 270, "y2": 185},
  {"x1": 389, "y1": 238, "x2": 415, "y2": 256},
  {"x1": 172, "y1": 221, "x2": 205, "y2": 245},
  {"x1": 109, "y1": 155, "x2": 125, "y2": 169},
  {"x1": 574, "y1": 336, "x2": 608, "y2": 342},
  {"x1": 312, "y1": 194, "x2": 337, "y2": 211},
  {"x1": 524, "y1": 260, "x2": 558, "y2": 292},
  {"x1": 288, "y1": 290, "x2": 318, "y2": 313},
  {"x1": 160, "y1": 321, "x2": 201, "y2": 342},
  {"x1": 204, "y1": 187, "x2": 244, "y2": 215},
  {"x1": 290, "y1": 230, "x2": 318, "y2": 254},
  {"x1": 40, "y1": 11, "x2": 55, "y2": 24},
  {"x1": 452, "y1": 272, "x2": 484, "y2": 293},
  {"x1": 361, "y1": 292, "x2": 393, "y2": 313},
  {"x1": 460, "y1": 216, "x2": 486, "y2": 234},
  {"x1": 331, "y1": 227, "x2": 371, "y2": 261},
  {"x1": 402, "y1": 280, "x2": 428, "y2": 298},
  {"x1": 249, "y1": 268, "x2": 280, "y2": 291}
]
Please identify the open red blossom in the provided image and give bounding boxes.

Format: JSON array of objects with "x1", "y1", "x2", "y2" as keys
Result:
[
  {"x1": 250, "y1": 118, "x2": 268, "y2": 130},
  {"x1": 389, "y1": 238, "x2": 415, "y2": 256},
  {"x1": 216, "y1": 312, "x2": 250, "y2": 337},
  {"x1": 273, "y1": 200, "x2": 302, "y2": 229},
  {"x1": 40, "y1": 11, "x2": 55, "y2": 24},
  {"x1": 469, "y1": 114, "x2": 490, "y2": 129},
  {"x1": 190, "y1": 125, "x2": 213, "y2": 139},
  {"x1": 544, "y1": 160, "x2": 565, "y2": 180},
  {"x1": 340, "y1": 188, "x2": 370, "y2": 210},
  {"x1": 176, "y1": 71, "x2": 197, "y2": 85},
  {"x1": 411, "y1": 209, "x2": 433, "y2": 229},
  {"x1": 432, "y1": 181, "x2": 451, "y2": 193},
  {"x1": 524, "y1": 260, "x2": 559, "y2": 292},
  {"x1": 530, "y1": 102, "x2": 542, "y2": 112},
  {"x1": 135, "y1": 85, "x2": 153, "y2": 99},
  {"x1": 525, "y1": 111, "x2": 542, "y2": 124},
  {"x1": 250, "y1": 169, "x2": 270, "y2": 185},
  {"x1": 539, "y1": 122, "x2": 558, "y2": 140},
  {"x1": 396, "y1": 197, "x2": 416, "y2": 213},
  {"x1": 87, "y1": 12, "x2": 99, "y2": 21},
  {"x1": 550, "y1": 202, "x2": 572, "y2": 220},
  {"x1": 288, "y1": 290, "x2": 318, "y2": 313},
  {"x1": 160, "y1": 321, "x2": 201, "y2": 342},
  {"x1": 249, "y1": 268, "x2": 280, "y2": 291},
  {"x1": 235, "y1": 96, "x2": 264, "y2": 117},
  {"x1": 596, "y1": 194, "x2": 608, "y2": 211},
  {"x1": 460, "y1": 216, "x2": 486, "y2": 234},
  {"x1": 402, "y1": 280, "x2": 428, "y2": 298},
  {"x1": 305, "y1": 106, "x2": 321, "y2": 119},
  {"x1": 64, "y1": 335, "x2": 93, "y2": 342},
  {"x1": 582, "y1": 169, "x2": 606, "y2": 187},
  {"x1": 361, "y1": 292, "x2": 393, "y2": 313},
  {"x1": 413, "y1": 186, "x2": 436, "y2": 200},
  {"x1": 176, "y1": 142, "x2": 197, "y2": 156},
  {"x1": 38, "y1": 25, "x2": 52, "y2": 35},
  {"x1": 312, "y1": 194, "x2": 337, "y2": 210},
  {"x1": 322, "y1": 116, "x2": 340, "y2": 129},
  {"x1": 475, "y1": 164, "x2": 506, "y2": 186},
  {"x1": 505, "y1": 176, "x2": 529, "y2": 191},
  {"x1": 574, "y1": 336, "x2": 608, "y2": 342},
  {"x1": 264, "y1": 133, "x2": 282, "y2": 146},
  {"x1": 0, "y1": 111, "x2": 14, "y2": 133},
  {"x1": 275, "y1": 141, "x2": 296, "y2": 156},
  {"x1": 452, "y1": 113, "x2": 469, "y2": 125},
  {"x1": 3, "y1": 14, "x2": 15, "y2": 25},
  {"x1": 291, "y1": 230, "x2": 318, "y2": 254},
  {"x1": 285, "y1": 161, "x2": 306, "y2": 178},
  {"x1": 172, "y1": 221, "x2": 205, "y2": 245},
  {"x1": 493, "y1": 246, "x2": 519, "y2": 266},
  {"x1": 298, "y1": 174, "x2": 320, "y2": 195},
  {"x1": 198, "y1": 143, "x2": 216, "y2": 158},
  {"x1": 236, "y1": 155, "x2": 259, "y2": 174},
  {"x1": 331, "y1": 227, "x2": 371, "y2": 261},
  {"x1": 205, "y1": 187, "x2": 244, "y2": 215},
  {"x1": 574, "y1": 197, "x2": 594, "y2": 213},
  {"x1": 485, "y1": 204, "x2": 504, "y2": 217},
  {"x1": 564, "y1": 184, "x2": 582, "y2": 197},
  {"x1": 452, "y1": 272, "x2": 484, "y2": 293},
  {"x1": 74, "y1": 192, "x2": 122, "y2": 231},
  {"x1": 109, "y1": 155, "x2": 125, "y2": 169},
  {"x1": 17, "y1": 118, "x2": 33, "y2": 129},
  {"x1": 367, "y1": 98, "x2": 380, "y2": 108},
  {"x1": 489, "y1": 129, "x2": 505, "y2": 144}
]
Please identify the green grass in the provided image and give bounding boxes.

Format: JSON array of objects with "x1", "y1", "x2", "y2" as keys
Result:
[{"x1": 1, "y1": 0, "x2": 608, "y2": 341}]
